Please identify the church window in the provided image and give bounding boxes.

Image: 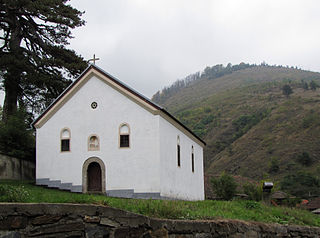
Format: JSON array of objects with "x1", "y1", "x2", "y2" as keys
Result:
[
  {"x1": 119, "y1": 123, "x2": 130, "y2": 148},
  {"x1": 91, "y1": 102, "x2": 98, "y2": 109},
  {"x1": 177, "y1": 136, "x2": 181, "y2": 167},
  {"x1": 88, "y1": 135, "x2": 100, "y2": 151},
  {"x1": 61, "y1": 128, "x2": 71, "y2": 152},
  {"x1": 191, "y1": 146, "x2": 194, "y2": 173}
]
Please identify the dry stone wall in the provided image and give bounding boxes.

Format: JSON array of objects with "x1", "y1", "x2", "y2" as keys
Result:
[{"x1": 0, "y1": 203, "x2": 319, "y2": 238}]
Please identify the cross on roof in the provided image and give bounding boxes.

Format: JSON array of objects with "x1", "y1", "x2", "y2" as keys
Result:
[{"x1": 88, "y1": 54, "x2": 100, "y2": 65}]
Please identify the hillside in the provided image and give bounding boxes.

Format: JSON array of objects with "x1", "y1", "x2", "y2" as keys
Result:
[{"x1": 152, "y1": 64, "x2": 320, "y2": 198}]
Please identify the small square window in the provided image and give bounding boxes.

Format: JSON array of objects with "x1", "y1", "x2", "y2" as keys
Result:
[
  {"x1": 120, "y1": 135, "x2": 129, "y2": 147},
  {"x1": 61, "y1": 139, "x2": 70, "y2": 152}
]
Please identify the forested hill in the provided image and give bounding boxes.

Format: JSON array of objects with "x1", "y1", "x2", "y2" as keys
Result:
[{"x1": 152, "y1": 63, "x2": 320, "y2": 198}]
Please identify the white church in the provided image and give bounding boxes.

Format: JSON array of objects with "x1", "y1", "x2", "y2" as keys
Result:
[{"x1": 32, "y1": 64, "x2": 205, "y2": 200}]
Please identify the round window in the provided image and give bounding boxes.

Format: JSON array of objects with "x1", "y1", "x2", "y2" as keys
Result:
[{"x1": 91, "y1": 102, "x2": 98, "y2": 109}]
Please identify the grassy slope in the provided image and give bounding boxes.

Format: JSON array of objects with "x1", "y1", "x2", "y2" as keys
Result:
[
  {"x1": 0, "y1": 180, "x2": 319, "y2": 227},
  {"x1": 154, "y1": 66, "x2": 320, "y2": 192}
]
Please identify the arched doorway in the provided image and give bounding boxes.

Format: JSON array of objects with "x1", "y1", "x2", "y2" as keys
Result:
[
  {"x1": 87, "y1": 162, "x2": 102, "y2": 192},
  {"x1": 82, "y1": 157, "x2": 106, "y2": 194}
]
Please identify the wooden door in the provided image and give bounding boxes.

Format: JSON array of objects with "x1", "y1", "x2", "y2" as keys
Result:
[{"x1": 87, "y1": 162, "x2": 102, "y2": 192}]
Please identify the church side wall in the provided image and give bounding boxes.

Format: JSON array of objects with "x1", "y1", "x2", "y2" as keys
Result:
[
  {"x1": 159, "y1": 117, "x2": 204, "y2": 200},
  {"x1": 36, "y1": 75, "x2": 160, "y2": 194}
]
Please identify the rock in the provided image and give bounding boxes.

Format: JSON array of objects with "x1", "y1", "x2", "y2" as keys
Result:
[
  {"x1": 100, "y1": 217, "x2": 119, "y2": 227},
  {"x1": 84, "y1": 215, "x2": 100, "y2": 223},
  {"x1": 32, "y1": 215, "x2": 62, "y2": 225}
]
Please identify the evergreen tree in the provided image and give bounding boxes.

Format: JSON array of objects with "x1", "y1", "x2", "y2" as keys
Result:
[
  {"x1": 0, "y1": 0, "x2": 88, "y2": 122},
  {"x1": 282, "y1": 84, "x2": 293, "y2": 98},
  {"x1": 310, "y1": 80, "x2": 318, "y2": 91}
]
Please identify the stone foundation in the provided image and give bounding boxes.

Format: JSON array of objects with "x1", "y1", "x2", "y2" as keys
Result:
[{"x1": 0, "y1": 203, "x2": 319, "y2": 237}]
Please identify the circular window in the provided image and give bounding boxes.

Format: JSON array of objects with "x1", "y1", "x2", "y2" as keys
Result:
[{"x1": 91, "y1": 102, "x2": 98, "y2": 109}]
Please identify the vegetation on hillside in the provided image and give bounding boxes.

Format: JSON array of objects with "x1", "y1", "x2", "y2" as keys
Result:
[
  {"x1": 152, "y1": 64, "x2": 320, "y2": 198},
  {"x1": 0, "y1": 180, "x2": 319, "y2": 227}
]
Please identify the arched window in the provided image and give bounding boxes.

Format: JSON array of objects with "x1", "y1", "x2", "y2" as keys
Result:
[
  {"x1": 119, "y1": 123, "x2": 130, "y2": 148},
  {"x1": 191, "y1": 146, "x2": 194, "y2": 173},
  {"x1": 177, "y1": 136, "x2": 181, "y2": 167},
  {"x1": 88, "y1": 135, "x2": 99, "y2": 151},
  {"x1": 61, "y1": 128, "x2": 71, "y2": 152}
]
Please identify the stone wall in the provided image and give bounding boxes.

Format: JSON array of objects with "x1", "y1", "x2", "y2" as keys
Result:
[
  {"x1": 0, "y1": 154, "x2": 35, "y2": 180},
  {"x1": 0, "y1": 203, "x2": 319, "y2": 238}
]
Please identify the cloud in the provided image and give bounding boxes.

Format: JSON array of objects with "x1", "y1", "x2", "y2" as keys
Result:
[{"x1": 1, "y1": 0, "x2": 314, "y2": 102}]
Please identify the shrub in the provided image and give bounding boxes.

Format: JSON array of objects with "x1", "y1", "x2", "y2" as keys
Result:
[
  {"x1": 243, "y1": 200, "x2": 261, "y2": 209},
  {"x1": 282, "y1": 84, "x2": 293, "y2": 97},
  {"x1": 211, "y1": 173, "x2": 237, "y2": 200},
  {"x1": 281, "y1": 171, "x2": 320, "y2": 197},
  {"x1": 243, "y1": 182, "x2": 262, "y2": 201},
  {"x1": 0, "y1": 111, "x2": 35, "y2": 160},
  {"x1": 269, "y1": 157, "x2": 280, "y2": 174},
  {"x1": 297, "y1": 152, "x2": 312, "y2": 166},
  {"x1": 0, "y1": 185, "x2": 30, "y2": 202}
]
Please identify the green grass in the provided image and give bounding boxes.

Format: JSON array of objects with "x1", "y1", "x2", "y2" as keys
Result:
[{"x1": 0, "y1": 180, "x2": 319, "y2": 227}]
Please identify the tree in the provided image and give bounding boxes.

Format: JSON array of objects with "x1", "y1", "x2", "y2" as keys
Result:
[
  {"x1": 309, "y1": 80, "x2": 318, "y2": 91},
  {"x1": 269, "y1": 157, "x2": 279, "y2": 174},
  {"x1": 282, "y1": 84, "x2": 293, "y2": 98},
  {"x1": 301, "y1": 80, "x2": 309, "y2": 90},
  {"x1": 211, "y1": 173, "x2": 237, "y2": 200},
  {"x1": 297, "y1": 152, "x2": 312, "y2": 166},
  {"x1": 0, "y1": 0, "x2": 88, "y2": 122}
]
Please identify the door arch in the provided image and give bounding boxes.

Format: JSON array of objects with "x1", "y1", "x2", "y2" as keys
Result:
[{"x1": 82, "y1": 157, "x2": 106, "y2": 193}]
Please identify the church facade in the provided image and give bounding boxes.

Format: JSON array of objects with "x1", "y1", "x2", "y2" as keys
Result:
[{"x1": 32, "y1": 65, "x2": 205, "y2": 200}]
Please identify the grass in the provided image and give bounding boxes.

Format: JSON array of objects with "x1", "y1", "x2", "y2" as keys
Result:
[{"x1": 0, "y1": 180, "x2": 319, "y2": 227}]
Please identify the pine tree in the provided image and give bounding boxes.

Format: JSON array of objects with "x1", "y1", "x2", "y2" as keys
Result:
[{"x1": 0, "y1": 0, "x2": 88, "y2": 122}]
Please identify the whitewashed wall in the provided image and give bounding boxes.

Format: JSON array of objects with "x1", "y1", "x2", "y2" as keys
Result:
[
  {"x1": 36, "y1": 75, "x2": 160, "y2": 193},
  {"x1": 159, "y1": 117, "x2": 205, "y2": 200}
]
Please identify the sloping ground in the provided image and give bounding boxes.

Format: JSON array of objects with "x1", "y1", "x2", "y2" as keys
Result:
[
  {"x1": 207, "y1": 89, "x2": 320, "y2": 180},
  {"x1": 153, "y1": 65, "x2": 320, "y2": 196}
]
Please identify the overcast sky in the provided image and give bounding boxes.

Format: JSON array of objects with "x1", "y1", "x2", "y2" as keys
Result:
[{"x1": 1, "y1": 0, "x2": 320, "y2": 104}]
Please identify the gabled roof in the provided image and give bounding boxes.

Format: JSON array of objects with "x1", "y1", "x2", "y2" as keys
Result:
[{"x1": 31, "y1": 64, "x2": 206, "y2": 147}]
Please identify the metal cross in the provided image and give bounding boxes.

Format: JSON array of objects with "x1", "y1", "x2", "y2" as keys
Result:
[{"x1": 88, "y1": 54, "x2": 100, "y2": 65}]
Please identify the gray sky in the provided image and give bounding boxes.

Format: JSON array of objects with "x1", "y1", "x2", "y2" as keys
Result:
[{"x1": 1, "y1": 0, "x2": 320, "y2": 104}]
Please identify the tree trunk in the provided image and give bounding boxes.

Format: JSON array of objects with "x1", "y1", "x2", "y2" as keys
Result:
[
  {"x1": 2, "y1": 15, "x2": 22, "y2": 122},
  {"x1": 2, "y1": 80, "x2": 19, "y2": 122}
]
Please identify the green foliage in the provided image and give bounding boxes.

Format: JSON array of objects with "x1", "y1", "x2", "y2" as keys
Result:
[
  {"x1": 152, "y1": 63, "x2": 255, "y2": 104},
  {"x1": 0, "y1": 0, "x2": 87, "y2": 120},
  {"x1": 269, "y1": 157, "x2": 280, "y2": 174},
  {"x1": 301, "y1": 80, "x2": 309, "y2": 90},
  {"x1": 297, "y1": 152, "x2": 312, "y2": 166},
  {"x1": 243, "y1": 200, "x2": 261, "y2": 209},
  {"x1": 232, "y1": 109, "x2": 269, "y2": 140},
  {"x1": 302, "y1": 111, "x2": 320, "y2": 128},
  {"x1": 243, "y1": 183, "x2": 262, "y2": 201},
  {"x1": 310, "y1": 80, "x2": 318, "y2": 91},
  {"x1": 0, "y1": 110, "x2": 35, "y2": 160},
  {"x1": 1, "y1": 180, "x2": 319, "y2": 226},
  {"x1": 281, "y1": 171, "x2": 320, "y2": 197},
  {"x1": 282, "y1": 84, "x2": 293, "y2": 97},
  {"x1": 0, "y1": 185, "x2": 30, "y2": 202},
  {"x1": 211, "y1": 173, "x2": 237, "y2": 200}
]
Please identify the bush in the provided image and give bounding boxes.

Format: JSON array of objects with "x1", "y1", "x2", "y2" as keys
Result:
[
  {"x1": 211, "y1": 173, "x2": 237, "y2": 200},
  {"x1": 281, "y1": 171, "x2": 320, "y2": 198},
  {"x1": 282, "y1": 84, "x2": 293, "y2": 97},
  {"x1": 243, "y1": 182, "x2": 262, "y2": 201},
  {"x1": 269, "y1": 157, "x2": 280, "y2": 174},
  {"x1": 0, "y1": 111, "x2": 35, "y2": 160},
  {"x1": 0, "y1": 185, "x2": 30, "y2": 202},
  {"x1": 297, "y1": 152, "x2": 312, "y2": 166},
  {"x1": 243, "y1": 200, "x2": 261, "y2": 209}
]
